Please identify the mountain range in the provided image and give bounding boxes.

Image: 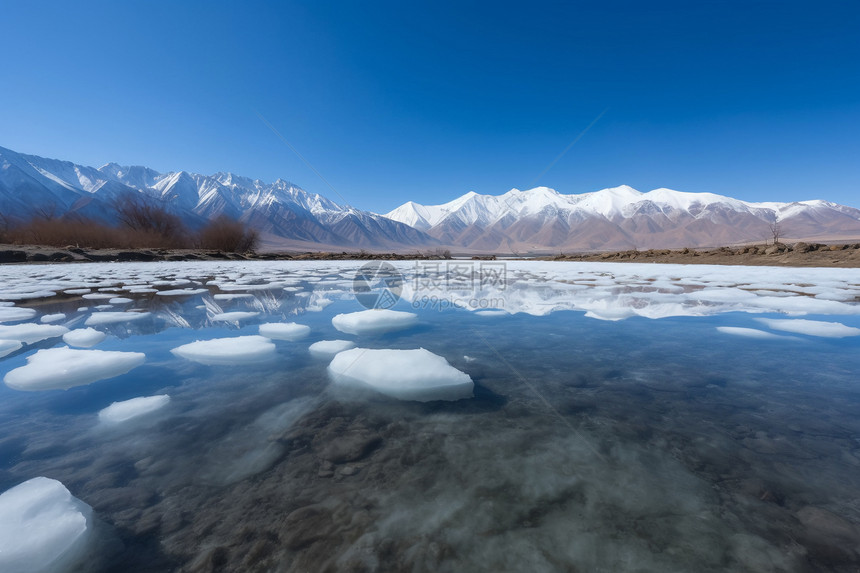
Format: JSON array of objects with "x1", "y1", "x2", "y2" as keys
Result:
[
  {"x1": 385, "y1": 186, "x2": 860, "y2": 252},
  {"x1": 2, "y1": 145, "x2": 859, "y2": 252},
  {"x1": 0, "y1": 146, "x2": 434, "y2": 250}
]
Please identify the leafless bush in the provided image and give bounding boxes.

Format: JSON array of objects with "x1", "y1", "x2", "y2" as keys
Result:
[
  {"x1": 433, "y1": 247, "x2": 452, "y2": 259},
  {"x1": 112, "y1": 193, "x2": 188, "y2": 248},
  {"x1": 197, "y1": 216, "x2": 259, "y2": 253}
]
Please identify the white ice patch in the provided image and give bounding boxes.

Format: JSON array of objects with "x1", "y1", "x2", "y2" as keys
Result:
[
  {"x1": 171, "y1": 335, "x2": 276, "y2": 365},
  {"x1": 40, "y1": 313, "x2": 66, "y2": 324},
  {"x1": 0, "y1": 323, "x2": 69, "y2": 344},
  {"x1": 0, "y1": 477, "x2": 92, "y2": 573},
  {"x1": 81, "y1": 293, "x2": 114, "y2": 300},
  {"x1": 4, "y1": 347, "x2": 146, "y2": 391},
  {"x1": 328, "y1": 348, "x2": 474, "y2": 402},
  {"x1": 0, "y1": 340, "x2": 23, "y2": 358},
  {"x1": 63, "y1": 328, "x2": 107, "y2": 348},
  {"x1": 308, "y1": 339, "x2": 356, "y2": 358},
  {"x1": 98, "y1": 395, "x2": 170, "y2": 424},
  {"x1": 210, "y1": 311, "x2": 260, "y2": 322},
  {"x1": 0, "y1": 306, "x2": 37, "y2": 323},
  {"x1": 716, "y1": 327, "x2": 793, "y2": 340},
  {"x1": 108, "y1": 297, "x2": 133, "y2": 305},
  {"x1": 475, "y1": 310, "x2": 509, "y2": 317},
  {"x1": 155, "y1": 288, "x2": 208, "y2": 297},
  {"x1": 756, "y1": 318, "x2": 860, "y2": 338},
  {"x1": 331, "y1": 309, "x2": 419, "y2": 335},
  {"x1": 85, "y1": 311, "x2": 150, "y2": 326},
  {"x1": 213, "y1": 293, "x2": 255, "y2": 300},
  {"x1": 259, "y1": 322, "x2": 311, "y2": 341}
]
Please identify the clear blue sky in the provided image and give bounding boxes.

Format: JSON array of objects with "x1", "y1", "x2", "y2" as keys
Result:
[{"x1": 1, "y1": 0, "x2": 859, "y2": 211}]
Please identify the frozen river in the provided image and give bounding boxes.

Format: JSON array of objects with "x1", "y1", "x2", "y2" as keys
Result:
[{"x1": 1, "y1": 260, "x2": 860, "y2": 572}]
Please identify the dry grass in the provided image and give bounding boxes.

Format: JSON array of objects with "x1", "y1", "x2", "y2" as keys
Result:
[{"x1": 5, "y1": 198, "x2": 259, "y2": 252}]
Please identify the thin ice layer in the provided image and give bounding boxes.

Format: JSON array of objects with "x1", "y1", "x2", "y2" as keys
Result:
[
  {"x1": 4, "y1": 347, "x2": 146, "y2": 391},
  {"x1": 85, "y1": 312, "x2": 151, "y2": 326},
  {"x1": 308, "y1": 339, "x2": 356, "y2": 358},
  {"x1": 0, "y1": 477, "x2": 92, "y2": 573},
  {"x1": 328, "y1": 347, "x2": 474, "y2": 402},
  {"x1": 259, "y1": 322, "x2": 311, "y2": 341},
  {"x1": 171, "y1": 335, "x2": 277, "y2": 365},
  {"x1": 331, "y1": 309, "x2": 418, "y2": 335},
  {"x1": 99, "y1": 395, "x2": 171, "y2": 423},
  {"x1": 756, "y1": 318, "x2": 860, "y2": 338},
  {"x1": 0, "y1": 323, "x2": 69, "y2": 344},
  {"x1": 63, "y1": 328, "x2": 107, "y2": 348}
]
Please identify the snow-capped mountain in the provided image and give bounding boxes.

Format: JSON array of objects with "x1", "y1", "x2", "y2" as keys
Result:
[
  {"x1": 385, "y1": 185, "x2": 860, "y2": 251},
  {"x1": 0, "y1": 146, "x2": 435, "y2": 249}
]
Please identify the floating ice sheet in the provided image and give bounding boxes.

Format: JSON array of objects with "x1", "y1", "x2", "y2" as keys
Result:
[
  {"x1": 716, "y1": 326, "x2": 793, "y2": 340},
  {"x1": 0, "y1": 323, "x2": 69, "y2": 344},
  {"x1": 328, "y1": 347, "x2": 474, "y2": 402},
  {"x1": 308, "y1": 339, "x2": 356, "y2": 358},
  {"x1": 210, "y1": 311, "x2": 260, "y2": 322},
  {"x1": 331, "y1": 309, "x2": 419, "y2": 335},
  {"x1": 98, "y1": 395, "x2": 170, "y2": 424},
  {"x1": 156, "y1": 288, "x2": 208, "y2": 297},
  {"x1": 4, "y1": 347, "x2": 146, "y2": 391},
  {"x1": 40, "y1": 313, "x2": 66, "y2": 324},
  {"x1": 0, "y1": 477, "x2": 92, "y2": 573},
  {"x1": 62, "y1": 328, "x2": 107, "y2": 348},
  {"x1": 0, "y1": 306, "x2": 37, "y2": 323},
  {"x1": 0, "y1": 339, "x2": 23, "y2": 358},
  {"x1": 171, "y1": 335, "x2": 276, "y2": 365},
  {"x1": 85, "y1": 311, "x2": 150, "y2": 326},
  {"x1": 259, "y1": 322, "x2": 311, "y2": 341},
  {"x1": 755, "y1": 318, "x2": 860, "y2": 338}
]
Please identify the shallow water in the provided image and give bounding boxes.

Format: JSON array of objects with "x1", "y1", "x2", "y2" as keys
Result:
[{"x1": 1, "y1": 261, "x2": 860, "y2": 572}]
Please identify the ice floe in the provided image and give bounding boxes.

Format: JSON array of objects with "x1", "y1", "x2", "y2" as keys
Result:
[
  {"x1": 0, "y1": 477, "x2": 92, "y2": 573},
  {"x1": 85, "y1": 311, "x2": 150, "y2": 326},
  {"x1": 755, "y1": 318, "x2": 860, "y2": 338},
  {"x1": 171, "y1": 335, "x2": 277, "y2": 365},
  {"x1": 0, "y1": 306, "x2": 37, "y2": 323},
  {"x1": 328, "y1": 347, "x2": 474, "y2": 401},
  {"x1": 331, "y1": 309, "x2": 419, "y2": 335},
  {"x1": 4, "y1": 347, "x2": 146, "y2": 391},
  {"x1": 259, "y1": 322, "x2": 311, "y2": 341},
  {"x1": 108, "y1": 297, "x2": 133, "y2": 305},
  {"x1": 716, "y1": 326, "x2": 793, "y2": 340},
  {"x1": 82, "y1": 293, "x2": 115, "y2": 300},
  {"x1": 308, "y1": 339, "x2": 356, "y2": 358},
  {"x1": 210, "y1": 311, "x2": 260, "y2": 322},
  {"x1": 0, "y1": 340, "x2": 23, "y2": 358},
  {"x1": 0, "y1": 323, "x2": 69, "y2": 344},
  {"x1": 98, "y1": 395, "x2": 171, "y2": 424},
  {"x1": 155, "y1": 288, "x2": 208, "y2": 297},
  {"x1": 63, "y1": 328, "x2": 107, "y2": 348},
  {"x1": 40, "y1": 313, "x2": 66, "y2": 324},
  {"x1": 3, "y1": 346, "x2": 146, "y2": 391}
]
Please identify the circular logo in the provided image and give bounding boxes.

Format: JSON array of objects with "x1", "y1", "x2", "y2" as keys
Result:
[{"x1": 353, "y1": 262, "x2": 404, "y2": 310}]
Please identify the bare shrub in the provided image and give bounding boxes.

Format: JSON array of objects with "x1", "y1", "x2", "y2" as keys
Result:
[
  {"x1": 433, "y1": 247, "x2": 452, "y2": 259},
  {"x1": 197, "y1": 216, "x2": 259, "y2": 253},
  {"x1": 112, "y1": 193, "x2": 189, "y2": 248}
]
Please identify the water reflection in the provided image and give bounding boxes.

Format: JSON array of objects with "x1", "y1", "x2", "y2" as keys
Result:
[{"x1": 0, "y1": 261, "x2": 858, "y2": 571}]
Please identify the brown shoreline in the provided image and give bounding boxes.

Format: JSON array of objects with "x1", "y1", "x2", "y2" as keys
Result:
[{"x1": 1, "y1": 241, "x2": 860, "y2": 267}]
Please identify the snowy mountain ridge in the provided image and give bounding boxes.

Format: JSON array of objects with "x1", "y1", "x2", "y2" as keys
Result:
[
  {"x1": 384, "y1": 185, "x2": 860, "y2": 251},
  {"x1": 0, "y1": 146, "x2": 435, "y2": 249}
]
